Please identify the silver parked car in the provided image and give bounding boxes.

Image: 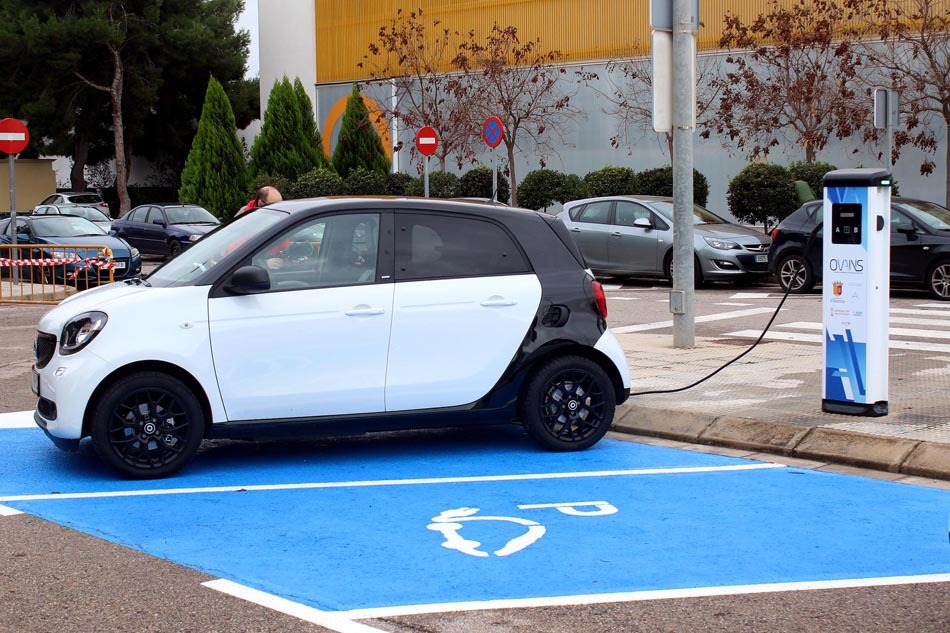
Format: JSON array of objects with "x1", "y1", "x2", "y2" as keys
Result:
[{"x1": 557, "y1": 196, "x2": 771, "y2": 283}]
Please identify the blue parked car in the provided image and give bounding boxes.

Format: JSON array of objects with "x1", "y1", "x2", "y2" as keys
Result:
[
  {"x1": 0, "y1": 215, "x2": 141, "y2": 286},
  {"x1": 111, "y1": 203, "x2": 221, "y2": 258}
]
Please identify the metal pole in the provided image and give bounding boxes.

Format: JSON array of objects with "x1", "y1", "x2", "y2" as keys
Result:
[
  {"x1": 492, "y1": 150, "x2": 498, "y2": 202},
  {"x1": 672, "y1": 0, "x2": 695, "y2": 347},
  {"x1": 424, "y1": 155, "x2": 430, "y2": 198},
  {"x1": 9, "y1": 155, "x2": 18, "y2": 284}
]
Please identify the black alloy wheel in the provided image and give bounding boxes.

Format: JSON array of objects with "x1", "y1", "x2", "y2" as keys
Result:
[
  {"x1": 777, "y1": 253, "x2": 815, "y2": 293},
  {"x1": 927, "y1": 260, "x2": 950, "y2": 300},
  {"x1": 521, "y1": 356, "x2": 615, "y2": 452},
  {"x1": 91, "y1": 372, "x2": 205, "y2": 478}
]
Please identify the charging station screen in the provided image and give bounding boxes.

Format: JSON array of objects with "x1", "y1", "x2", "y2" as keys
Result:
[{"x1": 832, "y1": 203, "x2": 863, "y2": 244}]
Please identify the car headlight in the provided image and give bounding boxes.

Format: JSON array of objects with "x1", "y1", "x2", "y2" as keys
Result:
[
  {"x1": 60, "y1": 311, "x2": 108, "y2": 355},
  {"x1": 703, "y1": 236, "x2": 741, "y2": 250},
  {"x1": 130, "y1": 247, "x2": 140, "y2": 257},
  {"x1": 188, "y1": 234, "x2": 202, "y2": 242},
  {"x1": 50, "y1": 249, "x2": 68, "y2": 259}
]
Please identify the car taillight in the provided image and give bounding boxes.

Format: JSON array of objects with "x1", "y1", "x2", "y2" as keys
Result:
[
  {"x1": 591, "y1": 279, "x2": 608, "y2": 319},
  {"x1": 770, "y1": 227, "x2": 780, "y2": 240}
]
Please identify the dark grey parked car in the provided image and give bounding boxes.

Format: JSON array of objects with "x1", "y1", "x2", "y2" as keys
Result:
[{"x1": 558, "y1": 196, "x2": 771, "y2": 283}]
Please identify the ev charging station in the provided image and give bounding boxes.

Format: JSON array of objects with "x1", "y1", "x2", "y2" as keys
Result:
[{"x1": 821, "y1": 168, "x2": 891, "y2": 416}]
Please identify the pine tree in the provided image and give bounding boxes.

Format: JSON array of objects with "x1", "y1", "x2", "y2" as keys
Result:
[
  {"x1": 250, "y1": 76, "x2": 314, "y2": 180},
  {"x1": 178, "y1": 76, "x2": 249, "y2": 217},
  {"x1": 293, "y1": 77, "x2": 330, "y2": 170},
  {"x1": 332, "y1": 84, "x2": 390, "y2": 179}
]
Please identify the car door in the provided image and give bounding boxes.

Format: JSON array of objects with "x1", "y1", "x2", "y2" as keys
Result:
[
  {"x1": 143, "y1": 207, "x2": 169, "y2": 254},
  {"x1": 118, "y1": 207, "x2": 150, "y2": 252},
  {"x1": 209, "y1": 212, "x2": 394, "y2": 421},
  {"x1": 565, "y1": 200, "x2": 613, "y2": 271},
  {"x1": 385, "y1": 211, "x2": 541, "y2": 411},
  {"x1": 607, "y1": 200, "x2": 663, "y2": 274},
  {"x1": 890, "y1": 208, "x2": 933, "y2": 283}
]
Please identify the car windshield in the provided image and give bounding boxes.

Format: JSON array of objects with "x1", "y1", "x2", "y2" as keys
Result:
[
  {"x1": 651, "y1": 201, "x2": 729, "y2": 225},
  {"x1": 895, "y1": 200, "x2": 950, "y2": 231},
  {"x1": 31, "y1": 216, "x2": 106, "y2": 237},
  {"x1": 67, "y1": 194, "x2": 102, "y2": 205},
  {"x1": 62, "y1": 206, "x2": 110, "y2": 223},
  {"x1": 164, "y1": 206, "x2": 220, "y2": 225},
  {"x1": 147, "y1": 210, "x2": 284, "y2": 285}
]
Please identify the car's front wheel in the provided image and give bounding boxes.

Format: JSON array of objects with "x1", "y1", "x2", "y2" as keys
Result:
[
  {"x1": 91, "y1": 371, "x2": 205, "y2": 478},
  {"x1": 927, "y1": 260, "x2": 950, "y2": 300},
  {"x1": 520, "y1": 356, "x2": 615, "y2": 452},
  {"x1": 777, "y1": 253, "x2": 815, "y2": 293},
  {"x1": 167, "y1": 239, "x2": 182, "y2": 258}
]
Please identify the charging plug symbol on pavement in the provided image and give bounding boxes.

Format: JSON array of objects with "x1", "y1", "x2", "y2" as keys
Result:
[{"x1": 427, "y1": 501, "x2": 618, "y2": 558}]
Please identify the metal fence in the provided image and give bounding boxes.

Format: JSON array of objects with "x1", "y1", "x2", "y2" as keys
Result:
[{"x1": 0, "y1": 243, "x2": 115, "y2": 305}]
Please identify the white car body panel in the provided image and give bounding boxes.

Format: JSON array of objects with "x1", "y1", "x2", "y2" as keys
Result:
[
  {"x1": 596, "y1": 329, "x2": 631, "y2": 390},
  {"x1": 385, "y1": 275, "x2": 542, "y2": 411}
]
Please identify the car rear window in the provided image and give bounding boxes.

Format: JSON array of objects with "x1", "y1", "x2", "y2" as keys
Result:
[{"x1": 69, "y1": 194, "x2": 102, "y2": 204}]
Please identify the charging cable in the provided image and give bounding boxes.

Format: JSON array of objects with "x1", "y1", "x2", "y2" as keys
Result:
[{"x1": 629, "y1": 222, "x2": 823, "y2": 397}]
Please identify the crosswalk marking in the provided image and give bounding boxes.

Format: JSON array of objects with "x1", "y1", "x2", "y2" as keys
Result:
[
  {"x1": 779, "y1": 321, "x2": 950, "y2": 340},
  {"x1": 913, "y1": 303, "x2": 950, "y2": 309},
  {"x1": 724, "y1": 329, "x2": 950, "y2": 353},
  {"x1": 612, "y1": 308, "x2": 775, "y2": 334}
]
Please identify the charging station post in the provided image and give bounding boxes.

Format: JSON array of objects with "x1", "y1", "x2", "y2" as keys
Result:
[{"x1": 821, "y1": 168, "x2": 891, "y2": 417}]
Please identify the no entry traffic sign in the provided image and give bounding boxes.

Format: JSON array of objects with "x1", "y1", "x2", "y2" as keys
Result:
[
  {"x1": 415, "y1": 126, "x2": 439, "y2": 157},
  {"x1": 0, "y1": 118, "x2": 29, "y2": 155},
  {"x1": 482, "y1": 116, "x2": 504, "y2": 148}
]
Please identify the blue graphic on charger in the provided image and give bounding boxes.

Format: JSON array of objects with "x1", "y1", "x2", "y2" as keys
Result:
[{"x1": 825, "y1": 329, "x2": 867, "y2": 402}]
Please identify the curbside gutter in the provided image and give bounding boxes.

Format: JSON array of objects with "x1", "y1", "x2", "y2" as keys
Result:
[{"x1": 613, "y1": 404, "x2": 950, "y2": 482}]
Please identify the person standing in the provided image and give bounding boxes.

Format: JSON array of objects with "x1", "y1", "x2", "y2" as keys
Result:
[{"x1": 236, "y1": 186, "x2": 283, "y2": 217}]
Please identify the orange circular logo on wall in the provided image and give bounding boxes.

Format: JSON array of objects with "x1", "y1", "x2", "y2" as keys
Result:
[{"x1": 322, "y1": 94, "x2": 392, "y2": 160}]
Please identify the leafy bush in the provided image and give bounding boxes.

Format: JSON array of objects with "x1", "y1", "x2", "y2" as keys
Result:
[
  {"x1": 518, "y1": 169, "x2": 567, "y2": 211},
  {"x1": 405, "y1": 171, "x2": 460, "y2": 198},
  {"x1": 343, "y1": 167, "x2": 388, "y2": 195},
  {"x1": 288, "y1": 168, "x2": 342, "y2": 198},
  {"x1": 459, "y1": 166, "x2": 511, "y2": 203},
  {"x1": 387, "y1": 172, "x2": 415, "y2": 195},
  {"x1": 248, "y1": 174, "x2": 292, "y2": 200},
  {"x1": 583, "y1": 166, "x2": 636, "y2": 197},
  {"x1": 633, "y1": 166, "x2": 710, "y2": 207},
  {"x1": 559, "y1": 174, "x2": 590, "y2": 204},
  {"x1": 727, "y1": 163, "x2": 797, "y2": 228},
  {"x1": 788, "y1": 161, "x2": 837, "y2": 200}
]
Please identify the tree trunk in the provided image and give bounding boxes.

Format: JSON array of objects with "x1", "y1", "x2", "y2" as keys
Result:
[
  {"x1": 506, "y1": 140, "x2": 517, "y2": 207},
  {"x1": 108, "y1": 46, "x2": 132, "y2": 216},
  {"x1": 70, "y1": 137, "x2": 89, "y2": 192}
]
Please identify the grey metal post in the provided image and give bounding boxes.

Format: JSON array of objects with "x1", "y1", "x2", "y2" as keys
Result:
[
  {"x1": 492, "y1": 150, "x2": 497, "y2": 202},
  {"x1": 672, "y1": 0, "x2": 695, "y2": 347},
  {"x1": 424, "y1": 156, "x2": 430, "y2": 198},
  {"x1": 9, "y1": 155, "x2": 18, "y2": 283}
]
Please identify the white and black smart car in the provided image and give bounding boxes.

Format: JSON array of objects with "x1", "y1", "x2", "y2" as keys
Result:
[{"x1": 32, "y1": 197, "x2": 631, "y2": 478}]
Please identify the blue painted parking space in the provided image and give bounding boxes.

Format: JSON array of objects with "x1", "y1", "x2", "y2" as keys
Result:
[{"x1": 2, "y1": 425, "x2": 949, "y2": 617}]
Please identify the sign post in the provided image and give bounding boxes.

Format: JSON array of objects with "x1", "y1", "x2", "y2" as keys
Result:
[
  {"x1": 0, "y1": 118, "x2": 30, "y2": 283},
  {"x1": 415, "y1": 126, "x2": 439, "y2": 198},
  {"x1": 873, "y1": 88, "x2": 899, "y2": 168},
  {"x1": 482, "y1": 117, "x2": 504, "y2": 201}
]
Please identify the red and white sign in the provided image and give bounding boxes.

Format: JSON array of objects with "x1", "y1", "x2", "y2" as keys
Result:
[
  {"x1": 415, "y1": 126, "x2": 439, "y2": 157},
  {"x1": 0, "y1": 118, "x2": 29, "y2": 155}
]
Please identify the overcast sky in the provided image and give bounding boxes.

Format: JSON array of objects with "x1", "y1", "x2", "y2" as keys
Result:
[{"x1": 236, "y1": 0, "x2": 259, "y2": 78}]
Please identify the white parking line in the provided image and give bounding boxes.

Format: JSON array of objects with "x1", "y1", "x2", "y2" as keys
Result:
[
  {"x1": 890, "y1": 308, "x2": 950, "y2": 316},
  {"x1": 0, "y1": 505, "x2": 23, "y2": 516},
  {"x1": 730, "y1": 293, "x2": 772, "y2": 299},
  {"x1": 0, "y1": 411, "x2": 34, "y2": 429},
  {"x1": 612, "y1": 308, "x2": 775, "y2": 333},
  {"x1": 913, "y1": 303, "x2": 950, "y2": 309},
  {"x1": 0, "y1": 463, "x2": 786, "y2": 503},
  {"x1": 780, "y1": 321, "x2": 950, "y2": 340},
  {"x1": 725, "y1": 329, "x2": 950, "y2": 353}
]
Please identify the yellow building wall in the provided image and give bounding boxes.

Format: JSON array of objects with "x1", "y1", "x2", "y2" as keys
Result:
[
  {"x1": 315, "y1": 0, "x2": 834, "y2": 84},
  {"x1": 0, "y1": 159, "x2": 56, "y2": 212}
]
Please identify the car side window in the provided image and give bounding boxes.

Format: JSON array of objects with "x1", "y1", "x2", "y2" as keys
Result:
[
  {"x1": 614, "y1": 201, "x2": 654, "y2": 228},
  {"x1": 147, "y1": 208, "x2": 165, "y2": 225},
  {"x1": 807, "y1": 204, "x2": 823, "y2": 225},
  {"x1": 395, "y1": 213, "x2": 529, "y2": 281},
  {"x1": 891, "y1": 210, "x2": 919, "y2": 234},
  {"x1": 251, "y1": 213, "x2": 379, "y2": 290},
  {"x1": 574, "y1": 201, "x2": 612, "y2": 225},
  {"x1": 128, "y1": 208, "x2": 147, "y2": 223}
]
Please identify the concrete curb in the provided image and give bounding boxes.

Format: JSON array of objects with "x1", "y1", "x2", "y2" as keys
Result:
[{"x1": 613, "y1": 403, "x2": 950, "y2": 481}]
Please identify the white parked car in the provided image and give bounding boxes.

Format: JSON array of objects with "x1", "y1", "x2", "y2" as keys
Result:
[{"x1": 32, "y1": 197, "x2": 631, "y2": 478}]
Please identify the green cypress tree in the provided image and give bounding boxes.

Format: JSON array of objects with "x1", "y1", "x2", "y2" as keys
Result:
[
  {"x1": 293, "y1": 77, "x2": 330, "y2": 170},
  {"x1": 332, "y1": 84, "x2": 390, "y2": 179},
  {"x1": 178, "y1": 76, "x2": 249, "y2": 217},
  {"x1": 250, "y1": 76, "x2": 312, "y2": 180}
]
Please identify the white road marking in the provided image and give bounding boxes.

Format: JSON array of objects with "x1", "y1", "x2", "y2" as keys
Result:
[
  {"x1": 781, "y1": 321, "x2": 950, "y2": 339},
  {"x1": 725, "y1": 329, "x2": 950, "y2": 353},
  {"x1": 600, "y1": 283, "x2": 624, "y2": 290},
  {"x1": 608, "y1": 297, "x2": 638, "y2": 301},
  {"x1": 336, "y1": 574, "x2": 950, "y2": 619},
  {"x1": 716, "y1": 302, "x2": 753, "y2": 307},
  {"x1": 203, "y1": 579, "x2": 388, "y2": 633},
  {"x1": 890, "y1": 308, "x2": 950, "y2": 316},
  {"x1": 888, "y1": 316, "x2": 950, "y2": 327},
  {"x1": 730, "y1": 293, "x2": 772, "y2": 299},
  {"x1": 612, "y1": 308, "x2": 775, "y2": 333},
  {"x1": 0, "y1": 505, "x2": 23, "y2": 516},
  {"x1": 0, "y1": 463, "x2": 786, "y2": 503},
  {"x1": 913, "y1": 303, "x2": 950, "y2": 309},
  {"x1": 0, "y1": 411, "x2": 34, "y2": 428}
]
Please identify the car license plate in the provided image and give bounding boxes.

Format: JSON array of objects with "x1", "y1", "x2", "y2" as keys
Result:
[
  {"x1": 755, "y1": 254, "x2": 768, "y2": 263},
  {"x1": 114, "y1": 261, "x2": 126, "y2": 269},
  {"x1": 31, "y1": 368, "x2": 39, "y2": 397}
]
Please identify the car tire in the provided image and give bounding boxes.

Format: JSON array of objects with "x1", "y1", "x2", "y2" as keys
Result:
[
  {"x1": 776, "y1": 253, "x2": 815, "y2": 293},
  {"x1": 927, "y1": 260, "x2": 950, "y2": 301},
  {"x1": 664, "y1": 253, "x2": 703, "y2": 288},
  {"x1": 91, "y1": 371, "x2": 205, "y2": 479},
  {"x1": 520, "y1": 355, "x2": 615, "y2": 452},
  {"x1": 167, "y1": 239, "x2": 182, "y2": 258}
]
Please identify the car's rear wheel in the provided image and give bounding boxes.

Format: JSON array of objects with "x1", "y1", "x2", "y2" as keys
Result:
[
  {"x1": 927, "y1": 260, "x2": 950, "y2": 300},
  {"x1": 91, "y1": 371, "x2": 205, "y2": 479},
  {"x1": 777, "y1": 253, "x2": 815, "y2": 293},
  {"x1": 520, "y1": 356, "x2": 615, "y2": 452},
  {"x1": 167, "y1": 239, "x2": 182, "y2": 258}
]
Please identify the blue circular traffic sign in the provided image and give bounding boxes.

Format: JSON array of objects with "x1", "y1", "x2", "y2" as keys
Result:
[{"x1": 482, "y1": 117, "x2": 504, "y2": 148}]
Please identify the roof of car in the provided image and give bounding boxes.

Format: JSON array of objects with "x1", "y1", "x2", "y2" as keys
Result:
[
  {"x1": 563, "y1": 195, "x2": 672, "y2": 207},
  {"x1": 266, "y1": 195, "x2": 542, "y2": 222}
]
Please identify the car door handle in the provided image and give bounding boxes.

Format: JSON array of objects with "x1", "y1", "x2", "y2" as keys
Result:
[
  {"x1": 570, "y1": 227, "x2": 581, "y2": 232},
  {"x1": 611, "y1": 232, "x2": 623, "y2": 237},
  {"x1": 481, "y1": 296, "x2": 517, "y2": 307},
  {"x1": 344, "y1": 305, "x2": 385, "y2": 316}
]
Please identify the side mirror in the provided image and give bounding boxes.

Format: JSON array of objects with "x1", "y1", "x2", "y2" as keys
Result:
[
  {"x1": 633, "y1": 218, "x2": 652, "y2": 229},
  {"x1": 227, "y1": 265, "x2": 270, "y2": 294}
]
